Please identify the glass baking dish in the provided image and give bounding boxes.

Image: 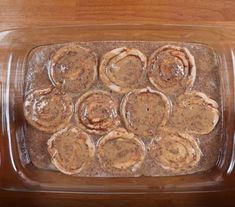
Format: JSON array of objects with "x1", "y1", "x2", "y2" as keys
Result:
[{"x1": 0, "y1": 25, "x2": 235, "y2": 193}]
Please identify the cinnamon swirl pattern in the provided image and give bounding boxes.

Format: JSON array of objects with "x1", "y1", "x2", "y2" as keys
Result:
[
  {"x1": 47, "y1": 126, "x2": 95, "y2": 175},
  {"x1": 170, "y1": 91, "x2": 219, "y2": 135},
  {"x1": 97, "y1": 128, "x2": 145, "y2": 174},
  {"x1": 99, "y1": 47, "x2": 147, "y2": 93},
  {"x1": 75, "y1": 90, "x2": 119, "y2": 135},
  {"x1": 24, "y1": 87, "x2": 73, "y2": 133},
  {"x1": 120, "y1": 87, "x2": 171, "y2": 138},
  {"x1": 148, "y1": 45, "x2": 196, "y2": 95},
  {"x1": 48, "y1": 44, "x2": 98, "y2": 95},
  {"x1": 149, "y1": 129, "x2": 201, "y2": 172}
]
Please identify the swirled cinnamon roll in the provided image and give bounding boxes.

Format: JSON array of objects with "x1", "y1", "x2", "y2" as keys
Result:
[
  {"x1": 47, "y1": 126, "x2": 95, "y2": 175},
  {"x1": 170, "y1": 91, "x2": 219, "y2": 135},
  {"x1": 149, "y1": 129, "x2": 201, "y2": 172},
  {"x1": 148, "y1": 45, "x2": 196, "y2": 95},
  {"x1": 97, "y1": 128, "x2": 145, "y2": 174},
  {"x1": 24, "y1": 87, "x2": 73, "y2": 133},
  {"x1": 75, "y1": 90, "x2": 119, "y2": 135},
  {"x1": 99, "y1": 47, "x2": 147, "y2": 93},
  {"x1": 120, "y1": 87, "x2": 171, "y2": 138},
  {"x1": 48, "y1": 44, "x2": 98, "y2": 95}
]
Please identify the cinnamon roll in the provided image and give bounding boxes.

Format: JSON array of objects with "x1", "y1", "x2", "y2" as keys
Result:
[
  {"x1": 120, "y1": 87, "x2": 171, "y2": 138},
  {"x1": 149, "y1": 129, "x2": 201, "y2": 172},
  {"x1": 148, "y1": 45, "x2": 196, "y2": 95},
  {"x1": 24, "y1": 87, "x2": 73, "y2": 133},
  {"x1": 75, "y1": 90, "x2": 119, "y2": 135},
  {"x1": 47, "y1": 126, "x2": 95, "y2": 175},
  {"x1": 170, "y1": 91, "x2": 219, "y2": 135},
  {"x1": 99, "y1": 47, "x2": 147, "y2": 93},
  {"x1": 48, "y1": 44, "x2": 98, "y2": 95},
  {"x1": 97, "y1": 128, "x2": 145, "y2": 174}
]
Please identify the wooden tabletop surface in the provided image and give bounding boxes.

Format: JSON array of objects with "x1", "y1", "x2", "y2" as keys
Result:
[
  {"x1": 1, "y1": 0, "x2": 235, "y2": 206},
  {"x1": 1, "y1": 0, "x2": 235, "y2": 30}
]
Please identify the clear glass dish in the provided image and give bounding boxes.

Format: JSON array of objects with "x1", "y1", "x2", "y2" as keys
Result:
[{"x1": 0, "y1": 24, "x2": 235, "y2": 193}]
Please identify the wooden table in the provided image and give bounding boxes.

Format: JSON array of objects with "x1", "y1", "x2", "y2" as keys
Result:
[
  {"x1": 1, "y1": 0, "x2": 235, "y2": 29},
  {"x1": 1, "y1": 1, "x2": 235, "y2": 206}
]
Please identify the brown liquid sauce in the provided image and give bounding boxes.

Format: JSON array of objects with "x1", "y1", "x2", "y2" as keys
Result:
[{"x1": 23, "y1": 41, "x2": 222, "y2": 177}]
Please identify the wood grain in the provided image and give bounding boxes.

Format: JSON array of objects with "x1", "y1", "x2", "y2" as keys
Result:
[
  {"x1": 1, "y1": 0, "x2": 235, "y2": 206},
  {"x1": 0, "y1": 0, "x2": 235, "y2": 30},
  {"x1": 1, "y1": 189, "x2": 235, "y2": 207}
]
